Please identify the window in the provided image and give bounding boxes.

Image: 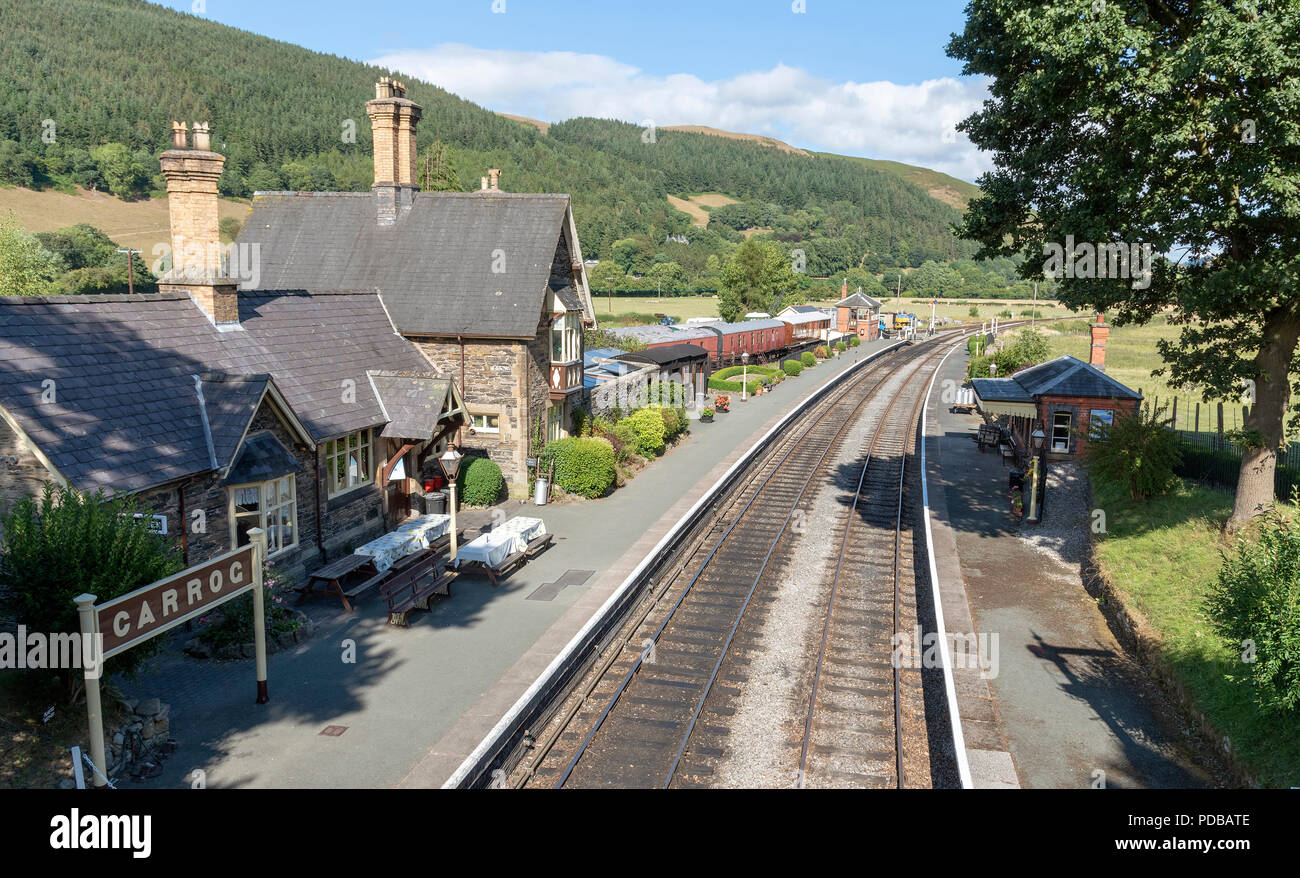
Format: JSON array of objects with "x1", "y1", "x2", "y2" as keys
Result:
[
  {"x1": 550, "y1": 310, "x2": 581, "y2": 363},
  {"x1": 325, "y1": 429, "x2": 372, "y2": 497},
  {"x1": 1089, "y1": 409, "x2": 1114, "y2": 439},
  {"x1": 471, "y1": 413, "x2": 500, "y2": 434},
  {"x1": 547, "y1": 404, "x2": 562, "y2": 442},
  {"x1": 1051, "y1": 412, "x2": 1072, "y2": 453},
  {"x1": 231, "y1": 475, "x2": 297, "y2": 556}
]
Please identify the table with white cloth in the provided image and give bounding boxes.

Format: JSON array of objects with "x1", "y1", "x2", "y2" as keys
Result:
[
  {"x1": 354, "y1": 514, "x2": 451, "y2": 573},
  {"x1": 454, "y1": 517, "x2": 546, "y2": 583}
]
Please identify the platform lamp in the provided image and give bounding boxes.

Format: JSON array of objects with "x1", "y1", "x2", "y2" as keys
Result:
[
  {"x1": 741, "y1": 351, "x2": 750, "y2": 402},
  {"x1": 439, "y1": 445, "x2": 463, "y2": 561},
  {"x1": 1028, "y1": 427, "x2": 1046, "y2": 522}
]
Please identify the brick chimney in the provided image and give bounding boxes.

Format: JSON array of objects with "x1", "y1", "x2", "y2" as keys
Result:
[
  {"x1": 366, "y1": 77, "x2": 422, "y2": 225},
  {"x1": 158, "y1": 121, "x2": 240, "y2": 326},
  {"x1": 1090, "y1": 313, "x2": 1109, "y2": 371},
  {"x1": 488, "y1": 168, "x2": 501, "y2": 191}
]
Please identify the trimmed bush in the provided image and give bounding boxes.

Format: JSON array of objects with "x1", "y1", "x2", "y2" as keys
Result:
[
  {"x1": 801, "y1": 351, "x2": 816, "y2": 367},
  {"x1": 712, "y1": 364, "x2": 777, "y2": 381},
  {"x1": 458, "y1": 456, "x2": 504, "y2": 506},
  {"x1": 624, "y1": 406, "x2": 667, "y2": 457},
  {"x1": 539, "y1": 437, "x2": 616, "y2": 498},
  {"x1": 660, "y1": 406, "x2": 688, "y2": 443},
  {"x1": 609, "y1": 422, "x2": 637, "y2": 464},
  {"x1": 814, "y1": 346, "x2": 829, "y2": 359},
  {"x1": 834, "y1": 341, "x2": 847, "y2": 352},
  {"x1": 782, "y1": 359, "x2": 803, "y2": 377},
  {"x1": 849, "y1": 335, "x2": 861, "y2": 347},
  {"x1": 1207, "y1": 507, "x2": 1300, "y2": 714}
]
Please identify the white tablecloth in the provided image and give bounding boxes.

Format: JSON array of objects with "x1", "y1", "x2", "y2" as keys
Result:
[
  {"x1": 355, "y1": 514, "x2": 452, "y2": 572},
  {"x1": 456, "y1": 517, "x2": 546, "y2": 568}
]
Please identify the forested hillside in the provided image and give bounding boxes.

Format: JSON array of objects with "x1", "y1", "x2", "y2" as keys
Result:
[{"x1": 0, "y1": 0, "x2": 1031, "y2": 297}]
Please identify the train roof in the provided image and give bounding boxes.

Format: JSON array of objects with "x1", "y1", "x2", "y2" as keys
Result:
[
  {"x1": 778, "y1": 310, "x2": 831, "y2": 325},
  {"x1": 704, "y1": 319, "x2": 785, "y2": 335},
  {"x1": 606, "y1": 324, "x2": 716, "y2": 344}
]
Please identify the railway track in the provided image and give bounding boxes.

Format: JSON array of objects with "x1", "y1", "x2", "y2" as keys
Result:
[{"x1": 511, "y1": 333, "x2": 967, "y2": 789}]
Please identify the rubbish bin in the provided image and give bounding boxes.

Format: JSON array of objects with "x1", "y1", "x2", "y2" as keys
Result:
[
  {"x1": 534, "y1": 477, "x2": 549, "y2": 506},
  {"x1": 1008, "y1": 469, "x2": 1024, "y2": 493},
  {"x1": 422, "y1": 491, "x2": 447, "y2": 515}
]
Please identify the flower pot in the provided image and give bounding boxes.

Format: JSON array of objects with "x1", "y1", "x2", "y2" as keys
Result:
[{"x1": 701, "y1": 415, "x2": 714, "y2": 423}]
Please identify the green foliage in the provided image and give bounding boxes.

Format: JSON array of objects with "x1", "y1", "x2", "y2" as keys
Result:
[
  {"x1": 0, "y1": 484, "x2": 183, "y2": 690},
  {"x1": 89, "y1": 143, "x2": 150, "y2": 199},
  {"x1": 1081, "y1": 403, "x2": 1182, "y2": 501},
  {"x1": 624, "y1": 406, "x2": 667, "y2": 457},
  {"x1": 782, "y1": 359, "x2": 803, "y2": 376},
  {"x1": 457, "y1": 456, "x2": 504, "y2": 507},
  {"x1": 834, "y1": 341, "x2": 847, "y2": 352},
  {"x1": 584, "y1": 326, "x2": 645, "y2": 353},
  {"x1": 539, "y1": 437, "x2": 617, "y2": 498},
  {"x1": 34, "y1": 223, "x2": 157, "y2": 294},
  {"x1": 849, "y1": 335, "x2": 861, "y2": 347},
  {"x1": 198, "y1": 562, "x2": 302, "y2": 647},
  {"x1": 1, "y1": 214, "x2": 65, "y2": 295},
  {"x1": 1207, "y1": 506, "x2": 1300, "y2": 715},
  {"x1": 801, "y1": 351, "x2": 816, "y2": 367},
  {"x1": 718, "y1": 238, "x2": 801, "y2": 322},
  {"x1": 610, "y1": 420, "x2": 640, "y2": 462},
  {"x1": 659, "y1": 406, "x2": 688, "y2": 443},
  {"x1": 969, "y1": 306, "x2": 980, "y2": 317}
]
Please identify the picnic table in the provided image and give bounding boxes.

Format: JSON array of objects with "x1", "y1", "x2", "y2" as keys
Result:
[
  {"x1": 355, "y1": 513, "x2": 451, "y2": 573},
  {"x1": 298, "y1": 553, "x2": 384, "y2": 613},
  {"x1": 455, "y1": 516, "x2": 552, "y2": 585}
]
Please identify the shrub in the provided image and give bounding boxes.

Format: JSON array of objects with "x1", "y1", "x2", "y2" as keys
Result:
[
  {"x1": 539, "y1": 437, "x2": 616, "y2": 498},
  {"x1": 1207, "y1": 506, "x2": 1300, "y2": 714},
  {"x1": 660, "y1": 406, "x2": 688, "y2": 443},
  {"x1": 199, "y1": 562, "x2": 302, "y2": 648},
  {"x1": 801, "y1": 351, "x2": 816, "y2": 367},
  {"x1": 783, "y1": 359, "x2": 803, "y2": 376},
  {"x1": 1080, "y1": 403, "x2": 1181, "y2": 500},
  {"x1": 612, "y1": 420, "x2": 641, "y2": 460},
  {"x1": 849, "y1": 335, "x2": 861, "y2": 347},
  {"x1": 458, "y1": 456, "x2": 504, "y2": 506},
  {"x1": 624, "y1": 406, "x2": 667, "y2": 457},
  {"x1": 0, "y1": 484, "x2": 183, "y2": 695},
  {"x1": 834, "y1": 341, "x2": 847, "y2": 352},
  {"x1": 999, "y1": 309, "x2": 1012, "y2": 318},
  {"x1": 571, "y1": 406, "x2": 589, "y2": 438},
  {"x1": 814, "y1": 346, "x2": 829, "y2": 359},
  {"x1": 702, "y1": 406, "x2": 715, "y2": 417}
]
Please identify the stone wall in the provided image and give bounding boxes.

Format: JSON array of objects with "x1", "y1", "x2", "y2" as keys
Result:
[{"x1": 588, "y1": 365, "x2": 655, "y2": 418}]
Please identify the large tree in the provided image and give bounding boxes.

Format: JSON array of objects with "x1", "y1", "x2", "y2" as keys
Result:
[
  {"x1": 949, "y1": 1, "x2": 1300, "y2": 528},
  {"x1": 718, "y1": 238, "x2": 801, "y2": 321}
]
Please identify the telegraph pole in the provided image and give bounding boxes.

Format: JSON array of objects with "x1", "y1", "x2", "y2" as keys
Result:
[
  {"x1": 116, "y1": 248, "x2": 141, "y2": 295},
  {"x1": 1032, "y1": 281, "x2": 1038, "y2": 329}
]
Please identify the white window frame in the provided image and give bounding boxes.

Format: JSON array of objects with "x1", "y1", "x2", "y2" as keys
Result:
[
  {"x1": 325, "y1": 429, "x2": 373, "y2": 498},
  {"x1": 470, "y1": 413, "x2": 501, "y2": 434},
  {"x1": 1088, "y1": 409, "x2": 1114, "y2": 439},
  {"x1": 229, "y1": 474, "x2": 298, "y2": 557},
  {"x1": 546, "y1": 404, "x2": 562, "y2": 442},
  {"x1": 1051, "y1": 411, "x2": 1072, "y2": 453}
]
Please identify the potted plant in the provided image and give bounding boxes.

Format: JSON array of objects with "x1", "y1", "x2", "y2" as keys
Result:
[
  {"x1": 1010, "y1": 486, "x2": 1024, "y2": 517},
  {"x1": 701, "y1": 406, "x2": 715, "y2": 423},
  {"x1": 714, "y1": 393, "x2": 731, "y2": 413}
]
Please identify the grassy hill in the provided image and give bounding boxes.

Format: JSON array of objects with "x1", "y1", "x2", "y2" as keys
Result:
[
  {"x1": 820, "y1": 153, "x2": 983, "y2": 210},
  {"x1": 0, "y1": 0, "x2": 994, "y2": 289}
]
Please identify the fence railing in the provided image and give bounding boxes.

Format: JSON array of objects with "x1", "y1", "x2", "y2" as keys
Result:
[{"x1": 1171, "y1": 428, "x2": 1300, "y2": 500}]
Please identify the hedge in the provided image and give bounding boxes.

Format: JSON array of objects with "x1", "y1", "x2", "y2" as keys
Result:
[
  {"x1": 625, "y1": 406, "x2": 667, "y2": 457},
  {"x1": 712, "y1": 364, "x2": 777, "y2": 381},
  {"x1": 834, "y1": 341, "x2": 847, "y2": 352},
  {"x1": 801, "y1": 351, "x2": 816, "y2": 367},
  {"x1": 782, "y1": 359, "x2": 803, "y2": 376},
  {"x1": 708, "y1": 375, "x2": 763, "y2": 394},
  {"x1": 539, "y1": 437, "x2": 616, "y2": 498},
  {"x1": 458, "y1": 456, "x2": 504, "y2": 506},
  {"x1": 849, "y1": 336, "x2": 861, "y2": 347}
]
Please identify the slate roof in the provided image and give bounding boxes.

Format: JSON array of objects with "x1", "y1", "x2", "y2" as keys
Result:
[
  {"x1": 619, "y1": 344, "x2": 711, "y2": 366},
  {"x1": 199, "y1": 373, "x2": 271, "y2": 468},
  {"x1": 0, "y1": 291, "x2": 434, "y2": 495},
  {"x1": 704, "y1": 319, "x2": 785, "y2": 335},
  {"x1": 836, "y1": 292, "x2": 882, "y2": 309},
  {"x1": 786, "y1": 305, "x2": 824, "y2": 314},
  {"x1": 222, "y1": 431, "x2": 299, "y2": 486},
  {"x1": 238, "y1": 191, "x2": 576, "y2": 339},
  {"x1": 971, "y1": 356, "x2": 1141, "y2": 405},
  {"x1": 368, "y1": 371, "x2": 456, "y2": 440},
  {"x1": 778, "y1": 310, "x2": 831, "y2": 325},
  {"x1": 606, "y1": 324, "x2": 716, "y2": 345}
]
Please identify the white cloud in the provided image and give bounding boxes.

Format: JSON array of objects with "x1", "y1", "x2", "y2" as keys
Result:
[{"x1": 370, "y1": 43, "x2": 992, "y2": 182}]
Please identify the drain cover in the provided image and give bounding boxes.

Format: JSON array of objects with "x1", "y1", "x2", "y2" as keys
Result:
[{"x1": 319, "y1": 725, "x2": 348, "y2": 737}]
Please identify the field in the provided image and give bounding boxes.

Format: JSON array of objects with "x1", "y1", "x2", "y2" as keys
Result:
[
  {"x1": 0, "y1": 185, "x2": 249, "y2": 259},
  {"x1": 665, "y1": 192, "x2": 739, "y2": 227}
]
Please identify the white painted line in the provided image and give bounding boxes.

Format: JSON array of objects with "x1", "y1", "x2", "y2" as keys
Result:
[
  {"x1": 441, "y1": 339, "x2": 907, "y2": 788},
  {"x1": 919, "y1": 336, "x2": 975, "y2": 789}
]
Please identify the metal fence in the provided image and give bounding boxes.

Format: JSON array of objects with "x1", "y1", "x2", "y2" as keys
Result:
[{"x1": 1171, "y1": 428, "x2": 1300, "y2": 500}]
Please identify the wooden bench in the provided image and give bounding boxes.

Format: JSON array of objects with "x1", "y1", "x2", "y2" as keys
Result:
[
  {"x1": 524, "y1": 532, "x2": 554, "y2": 558},
  {"x1": 299, "y1": 554, "x2": 385, "y2": 613},
  {"x1": 380, "y1": 553, "x2": 454, "y2": 626},
  {"x1": 975, "y1": 424, "x2": 1001, "y2": 451}
]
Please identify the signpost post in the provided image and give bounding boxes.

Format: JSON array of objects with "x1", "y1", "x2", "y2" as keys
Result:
[{"x1": 74, "y1": 529, "x2": 267, "y2": 787}]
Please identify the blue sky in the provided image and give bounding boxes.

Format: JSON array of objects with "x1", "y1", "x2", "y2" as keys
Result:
[{"x1": 158, "y1": 0, "x2": 990, "y2": 179}]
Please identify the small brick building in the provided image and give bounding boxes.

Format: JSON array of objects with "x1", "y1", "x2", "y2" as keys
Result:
[
  {"x1": 834, "y1": 291, "x2": 881, "y2": 341},
  {"x1": 970, "y1": 319, "x2": 1141, "y2": 461}
]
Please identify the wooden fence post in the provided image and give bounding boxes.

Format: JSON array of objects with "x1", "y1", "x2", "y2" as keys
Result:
[
  {"x1": 1195, "y1": 402, "x2": 1200, "y2": 433},
  {"x1": 1217, "y1": 401, "x2": 1224, "y2": 448}
]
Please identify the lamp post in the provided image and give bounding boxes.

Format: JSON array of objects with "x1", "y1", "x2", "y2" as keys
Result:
[
  {"x1": 438, "y1": 445, "x2": 463, "y2": 562},
  {"x1": 1028, "y1": 427, "x2": 1046, "y2": 522},
  {"x1": 741, "y1": 351, "x2": 750, "y2": 402}
]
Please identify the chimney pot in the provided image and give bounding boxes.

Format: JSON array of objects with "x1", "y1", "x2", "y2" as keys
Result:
[
  {"x1": 171, "y1": 120, "x2": 189, "y2": 150},
  {"x1": 488, "y1": 169, "x2": 501, "y2": 190},
  {"x1": 192, "y1": 122, "x2": 212, "y2": 152},
  {"x1": 481, "y1": 176, "x2": 488, "y2": 191}
]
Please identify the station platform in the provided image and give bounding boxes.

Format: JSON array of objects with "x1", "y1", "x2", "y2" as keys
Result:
[
  {"x1": 123, "y1": 338, "x2": 900, "y2": 788},
  {"x1": 924, "y1": 349, "x2": 1211, "y2": 788}
]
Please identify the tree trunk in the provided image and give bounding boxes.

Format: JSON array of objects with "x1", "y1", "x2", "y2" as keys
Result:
[{"x1": 1230, "y1": 310, "x2": 1300, "y2": 529}]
